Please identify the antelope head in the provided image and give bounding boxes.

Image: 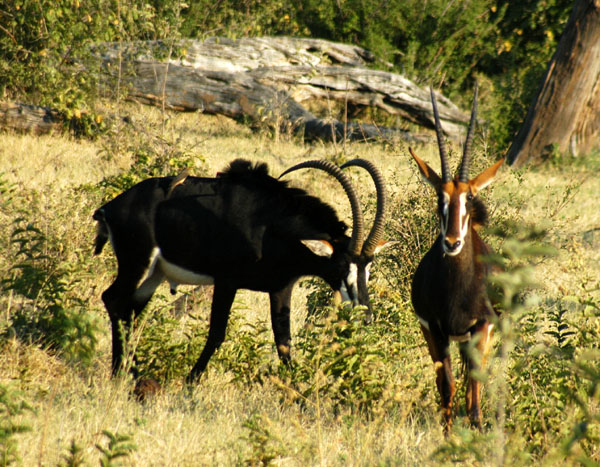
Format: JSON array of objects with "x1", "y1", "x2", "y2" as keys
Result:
[{"x1": 409, "y1": 84, "x2": 504, "y2": 256}]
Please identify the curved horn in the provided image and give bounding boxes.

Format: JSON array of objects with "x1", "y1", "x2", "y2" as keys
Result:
[
  {"x1": 340, "y1": 159, "x2": 387, "y2": 257},
  {"x1": 430, "y1": 86, "x2": 451, "y2": 184},
  {"x1": 458, "y1": 81, "x2": 479, "y2": 182},
  {"x1": 280, "y1": 160, "x2": 364, "y2": 256}
]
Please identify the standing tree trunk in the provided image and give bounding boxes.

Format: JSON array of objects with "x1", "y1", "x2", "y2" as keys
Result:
[{"x1": 507, "y1": 0, "x2": 600, "y2": 167}]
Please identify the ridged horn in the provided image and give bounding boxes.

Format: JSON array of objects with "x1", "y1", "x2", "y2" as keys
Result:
[
  {"x1": 430, "y1": 86, "x2": 451, "y2": 184},
  {"x1": 340, "y1": 159, "x2": 387, "y2": 257},
  {"x1": 279, "y1": 160, "x2": 364, "y2": 256},
  {"x1": 458, "y1": 81, "x2": 479, "y2": 182}
]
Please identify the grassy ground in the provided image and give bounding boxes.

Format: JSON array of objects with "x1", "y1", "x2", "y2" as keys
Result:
[{"x1": 0, "y1": 102, "x2": 598, "y2": 465}]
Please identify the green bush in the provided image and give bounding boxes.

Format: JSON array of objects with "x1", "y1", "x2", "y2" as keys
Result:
[
  {"x1": 134, "y1": 296, "x2": 275, "y2": 385},
  {"x1": 0, "y1": 0, "x2": 183, "y2": 136},
  {"x1": 133, "y1": 301, "x2": 209, "y2": 382},
  {"x1": 214, "y1": 317, "x2": 276, "y2": 386},
  {"x1": 240, "y1": 413, "x2": 286, "y2": 466},
  {"x1": 2, "y1": 218, "x2": 98, "y2": 366},
  {"x1": 0, "y1": 385, "x2": 33, "y2": 466},
  {"x1": 95, "y1": 430, "x2": 137, "y2": 467},
  {"x1": 288, "y1": 301, "x2": 399, "y2": 416}
]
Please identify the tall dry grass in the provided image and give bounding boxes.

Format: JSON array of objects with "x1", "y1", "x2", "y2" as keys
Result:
[{"x1": 0, "y1": 103, "x2": 598, "y2": 465}]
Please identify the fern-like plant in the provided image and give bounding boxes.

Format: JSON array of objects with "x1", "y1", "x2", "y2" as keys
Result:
[{"x1": 95, "y1": 430, "x2": 136, "y2": 467}]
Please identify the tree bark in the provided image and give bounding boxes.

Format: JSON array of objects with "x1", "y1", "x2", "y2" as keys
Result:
[
  {"x1": 95, "y1": 37, "x2": 469, "y2": 143},
  {"x1": 507, "y1": 0, "x2": 600, "y2": 167},
  {"x1": 1, "y1": 37, "x2": 472, "y2": 143},
  {"x1": 0, "y1": 102, "x2": 62, "y2": 135}
]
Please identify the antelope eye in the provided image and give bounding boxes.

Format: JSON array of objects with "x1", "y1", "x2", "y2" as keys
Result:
[{"x1": 467, "y1": 192, "x2": 474, "y2": 201}]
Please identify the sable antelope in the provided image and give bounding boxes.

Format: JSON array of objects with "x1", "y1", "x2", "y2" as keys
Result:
[
  {"x1": 93, "y1": 158, "x2": 387, "y2": 381},
  {"x1": 408, "y1": 85, "x2": 504, "y2": 430}
]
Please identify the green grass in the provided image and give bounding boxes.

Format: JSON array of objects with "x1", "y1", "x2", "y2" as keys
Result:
[{"x1": 0, "y1": 103, "x2": 598, "y2": 465}]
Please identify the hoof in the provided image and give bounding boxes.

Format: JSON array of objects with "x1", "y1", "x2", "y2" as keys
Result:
[{"x1": 133, "y1": 378, "x2": 162, "y2": 402}]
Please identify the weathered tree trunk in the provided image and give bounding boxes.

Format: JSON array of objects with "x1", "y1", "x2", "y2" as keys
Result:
[
  {"x1": 1, "y1": 37, "x2": 472, "y2": 143},
  {"x1": 0, "y1": 102, "x2": 62, "y2": 135},
  {"x1": 507, "y1": 0, "x2": 600, "y2": 167},
  {"x1": 124, "y1": 61, "x2": 419, "y2": 143},
  {"x1": 95, "y1": 37, "x2": 469, "y2": 143}
]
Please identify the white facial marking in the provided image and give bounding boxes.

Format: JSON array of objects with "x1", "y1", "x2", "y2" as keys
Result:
[
  {"x1": 442, "y1": 192, "x2": 470, "y2": 256},
  {"x1": 440, "y1": 192, "x2": 450, "y2": 236},
  {"x1": 347, "y1": 263, "x2": 358, "y2": 287},
  {"x1": 458, "y1": 192, "x2": 470, "y2": 238},
  {"x1": 340, "y1": 263, "x2": 358, "y2": 304}
]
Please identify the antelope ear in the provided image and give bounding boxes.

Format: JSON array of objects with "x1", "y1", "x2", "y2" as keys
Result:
[
  {"x1": 409, "y1": 147, "x2": 442, "y2": 190},
  {"x1": 470, "y1": 158, "x2": 505, "y2": 195},
  {"x1": 372, "y1": 240, "x2": 396, "y2": 255},
  {"x1": 301, "y1": 239, "x2": 334, "y2": 257}
]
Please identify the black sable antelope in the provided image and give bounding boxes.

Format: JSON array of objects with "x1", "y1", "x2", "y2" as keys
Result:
[
  {"x1": 408, "y1": 85, "x2": 504, "y2": 431},
  {"x1": 93, "y1": 158, "x2": 387, "y2": 381}
]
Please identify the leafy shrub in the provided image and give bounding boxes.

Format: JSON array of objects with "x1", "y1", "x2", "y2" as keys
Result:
[
  {"x1": 134, "y1": 293, "x2": 277, "y2": 385},
  {"x1": 134, "y1": 300, "x2": 210, "y2": 382},
  {"x1": 288, "y1": 301, "x2": 398, "y2": 416},
  {"x1": 0, "y1": 172, "x2": 15, "y2": 210},
  {"x1": 95, "y1": 430, "x2": 136, "y2": 467},
  {"x1": 0, "y1": 0, "x2": 184, "y2": 136},
  {"x1": 0, "y1": 385, "x2": 33, "y2": 466},
  {"x1": 59, "y1": 440, "x2": 86, "y2": 467},
  {"x1": 1, "y1": 218, "x2": 98, "y2": 366},
  {"x1": 214, "y1": 317, "x2": 277, "y2": 386},
  {"x1": 560, "y1": 292, "x2": 600, "y2": 462},
  {"x1": 180, "y1": 0, "x2": 300, "y2": 38},
  {"x1": 506, "y1": 301, "x2": 577, "y2": 455},
  {"x1": 240, "y1": 413, "x2": 286, "y2": 466}
]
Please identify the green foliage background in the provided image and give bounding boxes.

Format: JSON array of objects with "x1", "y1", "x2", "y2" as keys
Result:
[{"x1": 1, "y1": 0, "x2": 572, "y2": 146}]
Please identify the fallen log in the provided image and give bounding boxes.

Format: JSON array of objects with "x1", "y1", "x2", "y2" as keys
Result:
[
  {"x1": 125, "y1": 61, "x2": 418, "y2": 142},
  {"x1": 2, "y1": 37, "x2": 472, "y2": 143},
  {"x1": 0, "y1": 102, "x2": 62, "y2": 135},
  {"x1": 95, "y1": 37, "x2": 469, "y2": 143}
]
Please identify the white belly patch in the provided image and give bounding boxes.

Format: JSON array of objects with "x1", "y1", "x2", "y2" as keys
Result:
[
  {"x1": 134, "y1": 247, "x2": 214, "y2": 299},
  {"x1": 158, "y1": 255, "x2": 214, "y2": 287},
  {"x1": 134, "y1": 248, "x2": 215, "y2": 303}
]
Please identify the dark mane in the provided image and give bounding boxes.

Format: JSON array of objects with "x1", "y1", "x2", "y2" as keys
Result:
[
  {"x1": 470, "y1": 197, "x2": 488, "y2": 227},
  {"x1": 220, "y1": 159, "x2": 270, "y2": 179},
  {"x1": 220, "y1": 159, "x2": 347, "y2": 238}
]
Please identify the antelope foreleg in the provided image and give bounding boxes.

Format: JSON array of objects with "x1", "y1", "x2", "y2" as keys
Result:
[
  {"x1": 421, "y1": 325, "x2": 455, "y2": 433},
  {"x1": 269, "y1": 285, "x2": 294, "y2": 366},
  {"x1": 465, "y1": 321, "x2": 494, "y2": 429},
  {"x1": 187, "y1": 283, "x2": 236, "y2": 383}
]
